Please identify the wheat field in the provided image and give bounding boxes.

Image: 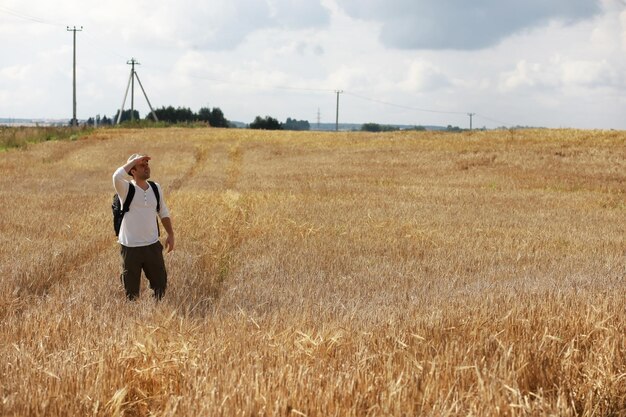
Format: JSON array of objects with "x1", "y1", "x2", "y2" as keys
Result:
[{"x1": 0, "y1": 127, "x2": 624, "y2": 416}]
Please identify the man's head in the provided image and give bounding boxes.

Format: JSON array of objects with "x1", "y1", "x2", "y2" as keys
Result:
[{"x1": 127, "y1": 153, "x2": 151, "y2": 181}]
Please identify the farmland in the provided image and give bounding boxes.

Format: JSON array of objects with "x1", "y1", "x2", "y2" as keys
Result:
[{"x1": 0, "y1": 127, "x2": 624, "y2": 416}]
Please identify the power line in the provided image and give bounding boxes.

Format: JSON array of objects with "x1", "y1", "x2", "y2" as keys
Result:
[
  {"x1": 0, "y1": 5, "x2": 129, "y2": 62},
  {"x1": 0, "y1": 5, "x2": 64, "y2": 26},
  {"x1": 269, "y1": 84, "x2": 334, "y2": 93},
  {"x1": 474, "y1": 113, "x2": 513, "y2": 128},
  {"x1": 343, "y1": 91, "x2": 467, "y2": 116},
  {"x1": 166, "y1": 69, "x2": 334, "y2": 94},
  {"x1": 343, "y1": 91, "x2": 515, "y2": 128},
  {"x1": 82, "y1": 31, "x2": 129, "y2": 61}
]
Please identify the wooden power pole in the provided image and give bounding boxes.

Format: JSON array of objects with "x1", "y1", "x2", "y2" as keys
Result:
[{"x1": 67, "y1": 26, "x2": 82, "y2": 127}]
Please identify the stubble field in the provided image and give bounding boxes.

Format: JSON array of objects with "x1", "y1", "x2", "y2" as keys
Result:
[{"x1": 0, "y1": 127, "x2": 624, "y2": 416}]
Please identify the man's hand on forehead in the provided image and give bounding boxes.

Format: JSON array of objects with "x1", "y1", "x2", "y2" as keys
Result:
[{"x1": 132, "y1": 156, "x2": 151, "y2": 168}]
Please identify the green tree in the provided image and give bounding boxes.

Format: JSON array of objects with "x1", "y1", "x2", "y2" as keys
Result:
[
  {"x1": 283, "y1": 118, "x2": 310, "y2": 131},
  {"x1": 198, "y1": 106, "x2": 229, "y2": 127},
  {"x1": 361, "y1": 123, "x2": 399, "y2": 132},
  {"x1": 249, "y1": 116, "x2": 282, "y2": 130},
  {"x1": 209, "y1": 107, "x2": 229, "y2": 127},
  {"x1": 198, "y1": 107, "x2": 212, "y2": 122},
  {"x1": 154, "y1": 106, "x2": 177, "y2": 123},
  {"x1": 175, "y1": 107, "x2": 195, "y2": 123},
  {"x1": 113, "y1": 109, "x2": 140, "y2": 123},
  {"x1": 361, "y1": 123, "x2": 382, "y2": 132}
]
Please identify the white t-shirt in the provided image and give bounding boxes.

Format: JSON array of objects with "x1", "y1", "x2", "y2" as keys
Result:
[{"x1": 113, "y1": 167, "x2": 170, "y2": 247}]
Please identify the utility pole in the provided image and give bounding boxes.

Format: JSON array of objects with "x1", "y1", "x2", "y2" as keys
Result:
[
  {"x1": 335, "y1": 90, "x2": 343, "y2": 132},
  {"x1": 128, "y1": 58, "x2": 138, "y2": 122},
  {"x1": 468, "y1": 113, "x2": 476, "y2": 131},
  {"x1": 317, "y1": 107, "x2": 321, "y2": 130},
  {"x1": 67, "y1": 26, "x2": 82, "y2": 127},
  {"x1": 116, "y1": 58, "x2": 159, "y2": 124}
]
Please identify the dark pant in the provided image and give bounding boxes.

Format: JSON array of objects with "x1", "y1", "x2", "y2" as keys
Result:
[{"x1": 120, "y1": 241, "x2": 167, "y2": 300}]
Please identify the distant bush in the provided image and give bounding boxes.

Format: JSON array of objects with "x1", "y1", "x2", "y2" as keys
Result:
[
  {"x1": 446, "y1": 125, "x2": 463, "y2": 132},
  {"x1": 115, "y1": 119, "x2": 171, "y2": 129},
  {"x1": 249, "y1": 116, "x2": 282, "y2": 130},
  {"x1": 283, "y1": 118, "x2": 310, "y2": 131},
  {"x1": 361, "y1": 123, "x2": 400, "y2": 132}
]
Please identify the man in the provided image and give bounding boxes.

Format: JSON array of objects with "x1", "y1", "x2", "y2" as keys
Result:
[{"x1": 112, "y1": 154, "x2": 175, "y2": 300}]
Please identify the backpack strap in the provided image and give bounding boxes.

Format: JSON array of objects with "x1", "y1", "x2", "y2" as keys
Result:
[
  {"x1": 122, "y1": 184, "x2": 136, "y2": 213},
  {"x1": 148, "y1": 180, "x2": 161, "y2": 237},
  {"x1": 148, "y1": 181, "x2": 160, "y2": 213}
]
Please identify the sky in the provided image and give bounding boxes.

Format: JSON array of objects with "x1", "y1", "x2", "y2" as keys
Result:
[{"x1": 1, "y1": 0, "x2": 625, "y2": 129}]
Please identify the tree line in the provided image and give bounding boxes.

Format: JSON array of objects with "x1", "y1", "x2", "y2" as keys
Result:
[
  {"x1": 86, "y1": 106, "x2": 230, "y2": 127},
  {"x1": 361, "y1": 123, "x2": 427, "y2": 132},
  {"x1": 86, "y1": 108, "x2": 312, "y2": 131},
  {"x1": 248, "y1": 116, "x2": 310, "y2": 131}
]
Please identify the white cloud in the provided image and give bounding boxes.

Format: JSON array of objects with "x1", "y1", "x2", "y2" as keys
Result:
[
  {"x1": 0, "y1": 64, "x2": 32, "y2": 81},
  {"x1": 500, "y1": 56, "x2": 625, "y2": 94},
  {"x1": 400, "y1": 60, "x2": 449, "y2": 92},
  {"x1": 326, "y1": 65, "x2": 371, "y2": 91},
  {"x1": 561, "y1": 59, "x2": 622, "y2": 87},
  {"x1": 499, "y1": 60, "x2": 556, "y2": 92},
  {"x1": 620, "y1": 9, "x2": 626, "y2": 50}
]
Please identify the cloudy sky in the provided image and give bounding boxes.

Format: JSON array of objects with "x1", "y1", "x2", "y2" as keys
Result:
[{"x1": 1, "y1": 0, "x2": 625, "y2": 129}]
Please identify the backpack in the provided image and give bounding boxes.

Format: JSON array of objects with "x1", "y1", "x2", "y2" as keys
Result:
[{"x1": 112, "y1": 181, "x2": 160, "y2": 237}]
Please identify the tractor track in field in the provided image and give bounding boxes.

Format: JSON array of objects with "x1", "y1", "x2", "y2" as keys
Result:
[
  {"x1": 224, "y1": 141, "x2": 243, "y2": 190},
  {"x1": 2, "y1": 234, "x2": 114, "y2": 319},
  {"x1": 167, "y1": 145, "x2": 209, "y2": 192},
  {"x1": 175, "y1": 141, "x2": 252, "y2": 314}
]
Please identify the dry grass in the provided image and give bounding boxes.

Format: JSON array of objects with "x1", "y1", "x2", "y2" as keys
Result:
[
  {"x1": 0, "y1": 125, "x2": 91, "y2": 150},
  {"x1": 0, "y1": 127, "x2": 624, "y2": 416}
]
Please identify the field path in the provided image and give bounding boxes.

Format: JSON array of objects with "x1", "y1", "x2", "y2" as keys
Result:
[{"x1": 167, "y1": 145, "x2": 209, "y2": 192}]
